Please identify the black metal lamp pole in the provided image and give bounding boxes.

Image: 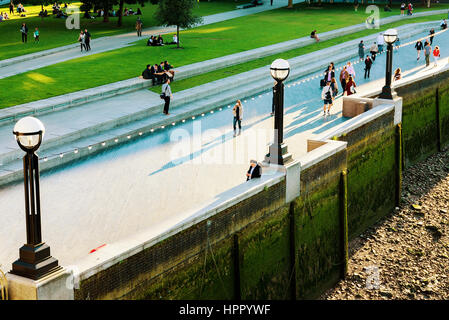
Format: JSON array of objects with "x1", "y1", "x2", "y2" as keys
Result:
[
  {"x1": 11, "y1": 122, "x2": 60, "y2": 280},
  {"x1": 266, "y1": 59, "x2": 292, "y2": 165},
  {"x1": 379, "y1": 42, "x2": 394, "y2": 99},
  {"x1": 379, "y1": 29, "x2": 398, "y2": 100}
]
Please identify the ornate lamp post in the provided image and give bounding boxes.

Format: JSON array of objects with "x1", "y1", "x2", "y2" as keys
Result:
[
  {"x1": 379, "y1": 29, "x2": 398, "y2": 100},
  {"x1": 265, "y1": 59, "x2": 292, "y2": 165},
  {"x1": 11, "y1": 117, "x2": 60, "y2": 280}
]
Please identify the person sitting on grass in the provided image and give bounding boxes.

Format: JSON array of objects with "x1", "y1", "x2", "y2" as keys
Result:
[
  {"x1": 157, "y1": 35, "x2": 164, "y2": 46},
  {"x1": 147, "y1": 36, "x2": 154, "y2": 46},
  {"x1": 310, "y1": 30, "x2": 320, "y2": 42},
  {"x1": 167, "y1": 34, "x2": 178, "y2": 45}
]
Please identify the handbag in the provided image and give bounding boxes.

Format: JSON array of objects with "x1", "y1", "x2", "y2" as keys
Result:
[
  {"x1": 160, "y1": 85, "x2": 168, "y2": 99},
  {"x1": 320, "y1": 78, "x2": 326, "y2": 88}
]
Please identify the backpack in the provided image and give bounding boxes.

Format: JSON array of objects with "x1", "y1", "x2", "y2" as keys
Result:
[{"x1": 325, "y1": 87, "x2": 332, "y2": 100}]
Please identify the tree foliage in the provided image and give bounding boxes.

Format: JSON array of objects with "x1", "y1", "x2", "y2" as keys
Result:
[{"x1": 154, "y1": 0, "x2": 203, "y2": 47}]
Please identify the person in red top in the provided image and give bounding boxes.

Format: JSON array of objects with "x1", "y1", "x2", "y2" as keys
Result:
[
  {"x1": 345, "y1": 76, "x2": 356, "y2": 96},
  {"x1": 433, "y1": 46, "x2": 440, "y2": 67}
]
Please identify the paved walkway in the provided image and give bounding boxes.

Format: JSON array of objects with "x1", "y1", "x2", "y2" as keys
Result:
[{"x1": 0, "y1": 0, "x2": 305, "y2": 78}]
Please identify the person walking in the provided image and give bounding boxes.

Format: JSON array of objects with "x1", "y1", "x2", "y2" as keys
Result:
[
  {"x1": 429, "y1": 28, "x2": 435, "y2": 45},
  {"x1": 246, "y1": 160, "x2": 261, "y2": 181},
  {"x1": 346, "y1": 61, "x2": 356, "y2": 79},
  {"x1": 433, "y1": 46, "x2": 440, "y2": 67},
  {"x1": 369, "y1": 42, "x2": 378, "y2": 61},
  {"x1": 415, "y1": 40, "x2": 423, "y2": 60},
  {"x1": 358, "y1": 40, "x2": 365, "y2": 60},
  {"x1": 233, "y1": 100, "x2": 243, "y2": 136},
  {"x1": 78, "y1": 30, "x2": 86, "y2": 52},
  {"x1": 161, "y1": 78, "x2": 173, "y2": 115},
  {"x1": 424, "y1": 41, "x2": 432, "y2": 67},
  {"x1": 9, "y1": 1, "x2": 14, "y2": 15},
  {"x1": 324, "y1": 65, "x2": 335, "y2": 84},
  {"x1": 339, "y1": 66, "x2": 348, "y2": 94},
  {"x1": 20, "y1": 23, "x2": 28, "y2": 43},
  {"x1": 364, "y1": 55, "x2": 373, "y2": 79},
  {"x1": 136, "y1": 17, "x2": 143, "y2": 37},
  {"x1": 345, "y1": 76, "x2": 357, "y2": 96},
  {"x1": 377, "y1": 33, "x2": 385, "y2": 53},
  {"x1": 321, "y1": 81, "x2": 334, "y2": 116},
  {"x1": 330, "y1": 77, "x2": 339, "y2": 97},
  {"x1": 84, "y1": 29, "x2": 91, "y2": 51},
  {"x1": 400, "y1": 3, "x2": 406, "y2": 16},
  {"x1": 33, "y1": 27, "x2": 39, "y2": 43}
]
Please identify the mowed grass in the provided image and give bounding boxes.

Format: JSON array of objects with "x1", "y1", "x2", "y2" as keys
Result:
[
  {"x1": 0, "y1": 0, "x2": 246, "y2": 60},
  {"x1": 1, "y1": 3, "x2": 449, "y2": 108}
]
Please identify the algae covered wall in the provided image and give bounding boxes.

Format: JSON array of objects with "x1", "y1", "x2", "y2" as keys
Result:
[
  {"x1": 397, "y1": 68, "x2": 449, "y2": 167},
  {"x1": 293, "y1": 149, "x2": 347, "y2": 299},
  {"x1": 338, "y1": 111, "x2": 397, "y2": 239}
]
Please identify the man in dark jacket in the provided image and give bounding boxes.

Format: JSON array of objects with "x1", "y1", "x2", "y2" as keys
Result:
[
  {"x1": 246, "y1": 160, "x2": 262, "y2": 181},
  {"x1": 84, "y1": 29, "x2": 91, "y2": 51},
  {"x1": 20, "y1": 23, "x2": 28, "y2": 43},
  {"x1": 364, "y1": 55, "x2": 373, "y2": 79}
]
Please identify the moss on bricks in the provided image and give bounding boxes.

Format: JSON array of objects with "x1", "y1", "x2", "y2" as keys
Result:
[
  {"x1": 139, "y1": 236, "x2": 235, "y2": 300},
  {"x1": 238, "y1": 205, "x2": 292, "y2": 300},
  {"x1": 439, "y1": 85, "x2": 449, "y2": 146},
  {"x1": 339, "y1": 111, "x2": 396, "y2": 239}
]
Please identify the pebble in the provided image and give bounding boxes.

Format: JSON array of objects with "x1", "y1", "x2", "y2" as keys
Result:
[{"x1": 320, "y1": 147, "x2": 449, "y2": 300}]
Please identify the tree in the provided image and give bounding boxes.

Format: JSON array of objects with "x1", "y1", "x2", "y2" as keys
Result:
[
  {"x1": 117, "y1": 0, "x2": 148, "y2": 27},
  {"x1": 287, "y1": 0, "x2": 293, "y2": 8},
  {"x1": 155, "y1": 0, "x2": 203, "y2": 48}
]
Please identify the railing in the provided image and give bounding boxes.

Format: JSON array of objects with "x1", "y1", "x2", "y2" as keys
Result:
[{"x1": 0, "y1": 267, "x2": 7, "y2": 300}]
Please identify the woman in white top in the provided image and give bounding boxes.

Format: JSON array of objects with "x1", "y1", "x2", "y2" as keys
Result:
[{"x1": 78, "y1": 31, "x2": 86, "y2": 52}]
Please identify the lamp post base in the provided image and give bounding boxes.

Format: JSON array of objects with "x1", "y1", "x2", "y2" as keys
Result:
[
  {"x1": 265, "y1": 143, "x2": 292, "y2": 165},
  {"x1": 11, "y1": 243, "x2": 61, "y2": 281},
  {"x1": 379, "y1": 86, "x2": 398, "y2": 100}
]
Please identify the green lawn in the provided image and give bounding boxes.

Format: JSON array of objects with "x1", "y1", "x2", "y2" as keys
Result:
[
  {"x1": 0, "y1": 0, "x2": 247, "y2": 60},
  {"x1": 1, "y1": 2, "x2": 449, "y2": 108}
]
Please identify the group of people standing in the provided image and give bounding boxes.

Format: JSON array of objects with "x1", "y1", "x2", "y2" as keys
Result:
[
  {"x1": 400, "y1": 3, "x2": 413, "y2": 16},
  {"x1": 320, "y1": 60, "x2": 358, "y2": 116},
  {"x1": 416, "y1": 39, "x2": 441, "y2": 67},
  {"x1": 78, "y1": 29, "x2": 92, "y2": 52},
  {"x1": 19, "y1": 23, "x2": 39, "y2": 43}
]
